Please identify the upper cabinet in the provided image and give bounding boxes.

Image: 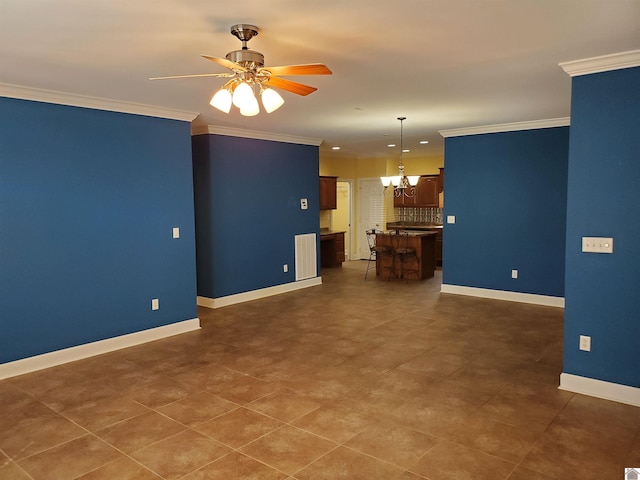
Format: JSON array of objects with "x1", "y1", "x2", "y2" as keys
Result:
[
  {"x1": 393, "y1": 170, "x2": 444, "y2": 208},
  {"x1": 319, "y1": 176, "x2": 337, "y2": 210},
  {"x1": 393, "y1": 188, "x2": 416, "y2": 207},
  {"x1": 415, "y1": 175, "x2": 439, "y2": 207}
]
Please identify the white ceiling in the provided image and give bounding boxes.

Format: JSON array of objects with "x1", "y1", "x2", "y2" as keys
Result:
[{"x1": 1, "y1": 1, "x2": 639, "y2": 161}]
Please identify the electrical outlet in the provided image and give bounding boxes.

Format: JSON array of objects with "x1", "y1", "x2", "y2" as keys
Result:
[
  {"x1": 300, "y1": 198, "x2": 308, "y2": 210},
  {"x1": 579, "y1": 335, "x2": 591, "y2": 352},
  {"x1": 511, "y1": 269, "x2": 518, "y2": 279},
  {"x1": 151, "y1": 298, "x2": 159, "y2": 311},
  {"x1": 283, "y1": 264, "x2": 288, "y2": 273}
]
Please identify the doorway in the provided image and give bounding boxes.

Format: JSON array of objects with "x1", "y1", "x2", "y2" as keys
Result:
[{"x1": 357, "y1": 178, "x2": 385, "y2": 259}]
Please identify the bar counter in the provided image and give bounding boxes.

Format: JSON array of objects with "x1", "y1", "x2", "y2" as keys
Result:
[{"x1": 375, "y1": 231, "x2": 437, "y2": 280}]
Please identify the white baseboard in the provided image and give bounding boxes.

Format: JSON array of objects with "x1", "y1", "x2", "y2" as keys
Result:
[
  {"x1": 198, "y1": 277, "x2": 323, "y2": 309},
  {"x1": 440, "y1": 284, "x2": 565, "y2": 308},
  {"x1": 0, "y1": 318, "x2": 201, "y2": 380},
  {"x1": 560, "y1": 373, "x2": 640, "y2": 407}
]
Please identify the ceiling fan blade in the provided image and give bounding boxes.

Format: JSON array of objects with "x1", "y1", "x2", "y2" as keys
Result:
[
  {"x1": 262, "y1": 64, "x2": 332, "y2": 76},
  {"x1": 149, "y1": 73, "x2": 233, "y2": 80},
  {"x1": 200, "y1": 54, "x2": 247, "y2": 72},
  {"x1": 266, "y1": 76, "x2": 318, "y2": 96}
]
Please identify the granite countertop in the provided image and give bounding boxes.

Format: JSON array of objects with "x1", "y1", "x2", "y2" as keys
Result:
[
  {"x1": 320, "y1": 229, "x2": 346, "y2": 236},
  {"x1": 378, "y1": 230, "x2": 437, "y2": 237},
  {"x1": 386, "y1": 222, "x2": 443, "y2": 230}
]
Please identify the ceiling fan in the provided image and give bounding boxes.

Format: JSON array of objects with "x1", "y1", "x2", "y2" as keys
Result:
[{"x1": 150, "y1": 24, "x2": 332, "y2": 116}]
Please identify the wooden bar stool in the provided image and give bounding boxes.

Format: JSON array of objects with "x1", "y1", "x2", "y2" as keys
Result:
[
  {"x1": 393, "y1": 231, "x2": 419, "y2": 280},
  {"x1": 365, "y1": 229, "x2": 388, "y2": 279}
]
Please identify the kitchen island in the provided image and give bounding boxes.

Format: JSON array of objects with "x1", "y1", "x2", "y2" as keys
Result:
[
  {"x1": 375, "y1": 231, "x2": 437, "y2": 280},
  {"x1": 387, "y1": 222, "x2": 443, "y2": 266}
]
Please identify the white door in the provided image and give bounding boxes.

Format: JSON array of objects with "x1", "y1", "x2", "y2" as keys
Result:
[
  {"x1": 357, "y1": 178, "x2": 385, "y2": 259},
  {"x1": 334, "y1": 181, "x2": 352, "y2": 260}
]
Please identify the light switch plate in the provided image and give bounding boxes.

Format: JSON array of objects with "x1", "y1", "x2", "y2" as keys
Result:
[
  {"x1": 579, "y1": 335, "x2": 591, "y2": 351},
  {"x1": 582, "y1": 237, "x2": 613, "y2": 253},
  {"x1": 172, "y1": 227, "x2": 180, "y2": 239},
  {"x1": 447, "y1": 215, "x2": 456, "y2": 224},
  {"x1": 151, "y1": 298, "x2": 159, "y2": 311}
]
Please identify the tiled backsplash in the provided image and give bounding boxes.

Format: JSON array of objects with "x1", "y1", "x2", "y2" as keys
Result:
[{"x1": 395, "y1": 207, "x2": 443, "y2": 224}]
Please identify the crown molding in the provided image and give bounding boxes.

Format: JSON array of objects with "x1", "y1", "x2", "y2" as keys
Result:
[
  {"x1": 0, "y1": 83, "x2": 199, "y2": 122},
  {"x1": 439, "y1": 117, "x2": 570, "y2": 138},
  {"x1": 559, "y1": 50, "x2": 640, "y2": 77},
  {"x1": 192, "y1": 124, "x2": 322, "y2": 146}
]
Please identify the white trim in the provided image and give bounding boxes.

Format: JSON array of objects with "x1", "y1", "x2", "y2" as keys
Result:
[
  {"x1": 440, "y1": 284, "x2": 565, "y2": 308},
  {"x1": 439, "y1": 118, "x2": 570, "y2": 138},
  {"x1": 0, "y1": 83, "x2": 199, "y2": 122},
  {"x1": 191, "y1": 124, "x2": 322, "y2": 146},
  {"x1": 559, "y1": 373, "x2": 640, "y2": 407},
  {"x1": 559, "y1": 50, "x2": 640, "y2": 77},
  {"x1": 198, "y1": 277, "x2": 322, "y2": 309},
  {"x1": 0, "y1": 318, "x2": 201, "y2": 380}
]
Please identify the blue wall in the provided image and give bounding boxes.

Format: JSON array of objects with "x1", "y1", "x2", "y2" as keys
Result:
[
  {"x1": 563, "y1": 67, "x2": 640, "y2": 388},
  {"x1": 443, "y1": 127, "x2": 569, "y2": 297},
  {"x1": 0, "y1": 98, "x2": 197, "y2": 363},
  {"x1": 192, "y1": 134, "x2": 319, "y2": 299}
]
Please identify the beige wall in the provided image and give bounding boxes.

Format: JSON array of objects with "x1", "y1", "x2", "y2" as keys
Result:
[
  {"x1": 320, "y1": 153, "x2": 443, "y2": 180},
  {"x1": 386, "y1": 155, "x2": 443, "y2": 177}
]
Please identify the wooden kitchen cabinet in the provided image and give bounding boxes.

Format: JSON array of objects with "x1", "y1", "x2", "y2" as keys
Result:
[
  {"x1": 392, "y1": 172, "x2": 443, "y2": 208},
  {"x1": 415, "y1": 175, "x2": 439, "y2": 207},
  {"x1": 334, "y1": 232, "x2": 345, "y2": 263},
  {"x1": 319, "y1": 176, "x2": 337, "y2": 210},
  {"x1": 432, "y1": 228, "x2": 443, "y2": 265},
  {"x1": 393, "y1": 188, "x2": 416, "y2": 207},
  {"x1": 320, "y1": 231, "x2": 345, "y2": 267}
]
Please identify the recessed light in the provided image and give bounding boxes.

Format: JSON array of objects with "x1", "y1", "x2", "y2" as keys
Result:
[
  {"x1": 419, "y1": 140, "x2": 429, "y2": 144},
  {"x1": 332, "y1": 146, "x2": 341, "y2": 150},
  {"x1": 402, "y1": 149, "x2": 410, "y2": 153},
  {"x1": 387, "y1": 144, "x2": 396, "y2": 148}
]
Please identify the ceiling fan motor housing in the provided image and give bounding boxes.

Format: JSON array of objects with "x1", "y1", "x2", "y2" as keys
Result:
[
  {"x1": 227, "y1": 24, "x2": 264, "y2": 69},
  {"x1": 230, "y1": 24, "x2": 259, "y2": 44},
  {"x1": 226, "y1": 49, "x2": 265, "y2": 69}
]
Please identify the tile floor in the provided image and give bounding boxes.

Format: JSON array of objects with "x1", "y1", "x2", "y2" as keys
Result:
[{"x1": 1, "y1": 261, "x2": 639, "y2": 479}]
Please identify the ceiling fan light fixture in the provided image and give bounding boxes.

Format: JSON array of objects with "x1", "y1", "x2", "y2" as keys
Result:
[
  {"x1": 232, "y1": 81, "x2": 255, "y2": 109},
  {"x1": 261, "y1": 87, "x2": 285, "y2": 113},
  {"x1": 151, "y1": 24, "x2": 332, "y2": 117},
  {"x1": 240, "y1": 95, "x2": 260, "y2": 116},
  {"x1": 210, "y1": 88, "x2": 232, "y2": 113}
]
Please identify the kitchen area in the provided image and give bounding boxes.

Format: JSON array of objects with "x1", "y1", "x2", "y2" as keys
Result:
[
  {"x1": 386, "y1": 167, "x2": 444, "y2": 269},
  {"x1": 319, "y1": 168, "x2": 444, "y2": 279}
]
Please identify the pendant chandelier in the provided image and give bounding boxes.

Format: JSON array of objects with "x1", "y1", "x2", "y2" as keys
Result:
[{"x1": 380, "y1": 117, "x2": 419, "y2": 197}]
